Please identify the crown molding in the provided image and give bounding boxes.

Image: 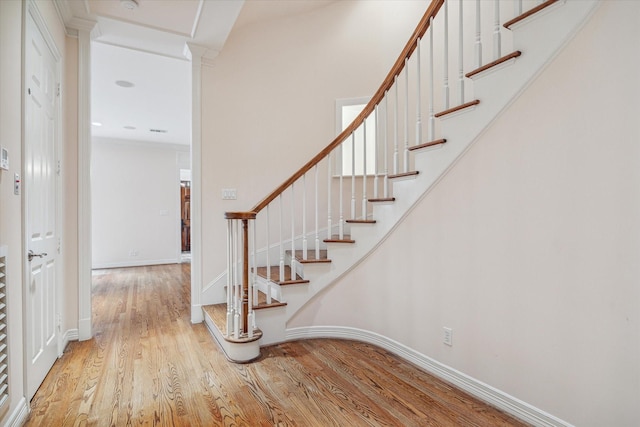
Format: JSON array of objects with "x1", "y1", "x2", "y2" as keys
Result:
[
  {"x1": 183, "y1": 42, "x2": 209, "y2": 61},
  {"x1": 53, "y1": 0, "x2": 97, "y2": 37}
]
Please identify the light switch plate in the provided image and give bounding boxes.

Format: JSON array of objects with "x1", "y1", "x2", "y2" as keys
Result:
[{"x1": 222, "y1": 188, "x2": 237, "y2": 200}]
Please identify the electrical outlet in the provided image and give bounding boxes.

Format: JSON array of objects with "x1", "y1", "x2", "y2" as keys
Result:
[
  {"x1": 129, "y1": 250, "x2": 139, "y2": 257},
  {"x1": 443, "y1": 327, "x2": 453, "y2": 346}
]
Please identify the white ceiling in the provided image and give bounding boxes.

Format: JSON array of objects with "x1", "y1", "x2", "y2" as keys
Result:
[
  {"x1": 91, "y1": 42, "x2": 191, "y2": 145},
  {"x1": 57, "y1": 0, "x2": 336, "y2": 146}
]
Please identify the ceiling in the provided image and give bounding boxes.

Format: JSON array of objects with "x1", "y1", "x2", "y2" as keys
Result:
[{"x1": 56, "y1": 0, "x2": 336, "y2": 146}]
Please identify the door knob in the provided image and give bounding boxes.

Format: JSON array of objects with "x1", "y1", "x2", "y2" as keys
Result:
[{"x1": 28, "y1": 250, "x2": 47, "y2": 262}]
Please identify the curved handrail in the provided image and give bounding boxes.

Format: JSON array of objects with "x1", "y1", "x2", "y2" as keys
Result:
[{"x1": 229, "y1": 0, "x2": 445, "y2": 217}]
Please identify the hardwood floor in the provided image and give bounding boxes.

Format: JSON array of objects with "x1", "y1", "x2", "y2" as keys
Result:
[{"x1": 25, "y1": 264, "x2": 528, "y2": 426}]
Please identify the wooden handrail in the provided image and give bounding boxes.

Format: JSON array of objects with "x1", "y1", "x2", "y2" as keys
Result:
[{"x1": 244, "y1": 0, "x2": 446, "y2": 215}]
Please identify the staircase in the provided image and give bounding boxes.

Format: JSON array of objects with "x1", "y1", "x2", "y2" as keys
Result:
[{"x1": 203, "y1": 0, "x2": 599, "y2": 363}]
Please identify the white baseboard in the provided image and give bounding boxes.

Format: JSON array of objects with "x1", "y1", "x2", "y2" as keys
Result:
[
  {"x1": 61, "y1": 328, "x2": 79, "y2": 351},
  {"x1": 4, "y1": 397, "x2": 28, "y2": 427},
  {"x1": 78, "y1": 317, "x2": 92, "y2": 341},
  {"x1": 191, "y1": 303, "x2": 203, "y2": 323},
  {"x1": 286, "y1": 326, "x2": 573, "y2": 427},
  {"x1": 91, "y1": 258, "x2": 179, "y2": 269}
]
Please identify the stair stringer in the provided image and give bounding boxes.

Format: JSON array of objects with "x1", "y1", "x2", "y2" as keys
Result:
[{"x1": 253, "y1": 0, "x2": 600, "y2": 347}]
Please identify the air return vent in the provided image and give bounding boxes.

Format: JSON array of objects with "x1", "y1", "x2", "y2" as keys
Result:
[
  {"x1": 0, "y1": 246, "x2": 9, "y2": 418},
  {"x1": 149, "y1": 129, "x2": 168, "y2": 133}
]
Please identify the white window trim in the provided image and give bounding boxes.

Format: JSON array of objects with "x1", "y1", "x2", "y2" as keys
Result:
[{"x1": 334, "y1": 97, "x2": 382, "y2": 177}]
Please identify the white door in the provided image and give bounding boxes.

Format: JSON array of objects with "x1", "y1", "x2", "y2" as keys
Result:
[{"x1": 24, "y1": 11, "x2": 60, "y2": 400}]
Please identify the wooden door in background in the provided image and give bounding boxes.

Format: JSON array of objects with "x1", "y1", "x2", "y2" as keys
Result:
[{"x1": 181, "y1": 182, "x2": 190, "y2": 252}]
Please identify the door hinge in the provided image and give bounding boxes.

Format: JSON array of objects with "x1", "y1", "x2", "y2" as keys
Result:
[
  {"x1": 57, "y1": 83, "x2": 61, "y2": 97},
  {"x1": 57, "y1": 313, "x2": 62, "y2": 331},
  {"x1": 57, "y1": 160, "x2": 61, "y2": 176},
  {"x1": 57, "y1": 237, "x2": 61, "y2": 254}
]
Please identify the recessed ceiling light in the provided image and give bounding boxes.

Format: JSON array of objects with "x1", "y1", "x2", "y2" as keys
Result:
[
  {"x1": 120, "y1": 0, "x2": 139, "y2": 10},
  {"x1": 115, "y1": 80, "x2": 135, "y2": 88},
  {"x1": 124, "y1": 126, "x2": 136, "y2": 130},
  {"x1": 91, "y1": 122, "x2": 103, "y2": 127}
]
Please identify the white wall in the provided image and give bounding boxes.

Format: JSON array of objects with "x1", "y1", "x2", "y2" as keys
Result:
[
  {"x1": 290, "y1": 1, "x2": 640, "y2": 425},
  {"x1": 0, "y1": 0, "x2": 27, "y2": 422},
  {"x1": 201, "y1": 0, "x2": 427, "y2": 289},
  {"x1": 0, "y1": 0, "x2": 74, "y2": 423},
  {"x1": 92, "y1": 138, "x2": 187, "y2": 268}
]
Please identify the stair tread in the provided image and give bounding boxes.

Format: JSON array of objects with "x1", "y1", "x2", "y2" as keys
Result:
[
  {"x1": 286, "y1": 249, "x2": 331, "y2": 263},
  {"x1": 465, "y1": 51, "x2": 522, "y2": 79},
  {"x1": 203, "y1": 303, "x2": 227, "y2": 332},
  {"x1": 504, "y1": 0, "x2": 559, "y2": 29},
  {"x1": 368, "y1": 197, "x2": 396, "y2": 202},
  {"x1": 256, "y1": 265, "x2": 310, "y2": 285},
  {"x1": 324, "y1": 235, "x2": 355, "y2": 243},
  {"x1": 389, "y1": 171, "x2": 419, "y2": 179},
  {"x1": 203, "y1": 303, "x2": 266, "y2": 343},
  {"x1": 346, "y1": 219, "x2": 376, "y2": 224},
  {"x1": 435, "y1": 100, "x2": 480, "y2": 118},
  {"x1": 408, "y1": 139, "x2": 447, "y2": 152}
]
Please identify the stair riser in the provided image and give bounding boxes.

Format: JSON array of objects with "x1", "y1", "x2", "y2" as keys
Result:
[
  {"x1": 254, "y1": 307, "x2": 287, "y2": 345},
  {"x1": 203, "y1": 314, "x2": 261, "y2": 362}
]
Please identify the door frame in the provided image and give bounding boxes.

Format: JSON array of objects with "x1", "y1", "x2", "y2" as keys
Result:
[
  {"x1": 22, "y1": 0, "x2": 64, "y2": 396},
  {"x1": 76, "y1": 42, "x2": 203, "y2": 336}
]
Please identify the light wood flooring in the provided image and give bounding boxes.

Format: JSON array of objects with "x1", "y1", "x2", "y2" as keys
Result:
[{"x1": 24, "y1": 264, "x2": 528, "y2": 426}]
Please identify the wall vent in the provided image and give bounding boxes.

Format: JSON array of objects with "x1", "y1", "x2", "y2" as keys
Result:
[
  {"x1": 149, "y1": 129, "x2": 168, "y2": 133},
  {"x1": 0, "y1": 246, "x2": 9, "y2": 417}
]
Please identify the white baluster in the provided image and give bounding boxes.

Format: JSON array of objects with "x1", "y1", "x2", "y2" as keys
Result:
[
  {"x1": 416, "y1": 37, "x2": 422, "y2": 147},
  {"x1": 226, "y1": 220, "x2": 233, "y2": 336},
  {"x1": 443, "y1": 1, "x2": 450, "y2": 111},
  {"x1": 515, "y1": 0, "x2": 522, "y2": 16},
  {"x1": 234, "y1": 220, "x2": 240, "y2": 339},
  {"x1": 383, "y1": 92, "x2": 389, "y2": 199},
  {"x1": 393, "y1": 77, "x2": 399, "y2": 175},
  {"x1": 248, "y1": 220, "x2": 255, "y2": 338},
  {"x1": 302, "y1": 174, "x2": 307, "y2": 260},
  {"x1": 238, "y1": 220, "x2": 244, "y2": 335},
  {"x1": 339, "y1": 142, "x2": 344, "y2": 239},
  {"x1": 459, "y1": 0, "x2": 465, "y2": 105},
  {"x1": 428, "y1": 17, "x2": 435, "y2": 142},
  {"x1": 232, "y1": 220, "x2": 238, "y2": 313},
  {"x1": 350, "y1": 132, "x2": 356, "y2": 220},
  {"x1": 252, "y1": 218, "x2": 257, "y2": 305},
  {"x1": 362, "y1": 118, "x2": 367, "y2": 219},
  {"x1": 494, "y1": 0, "x2": 501, "y2": 60},
  {"x1": 315, "y1": 164, "x2": 320, "y2": 258},
  {"x1": 327, "y1": 152, "x2": 332, "y2": 242},
  {"x1": 290, "y1": 182, "x2": 295, "y2": 276},
  {"x1": 475, "y1": 0, "x2": 483, "y2": 68},
  {"x1": 374, "y1": 105, "x2": 379, "y2": 199},
  {"x1": 279, "y1": 194, "x2": 285, "y2": 283},
  {"x1": 404, "y1": 60, "x2": 409, "y2": 173},
  {"x1": 266, "y1": 205, "x2": 272, "y2": 304}
]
